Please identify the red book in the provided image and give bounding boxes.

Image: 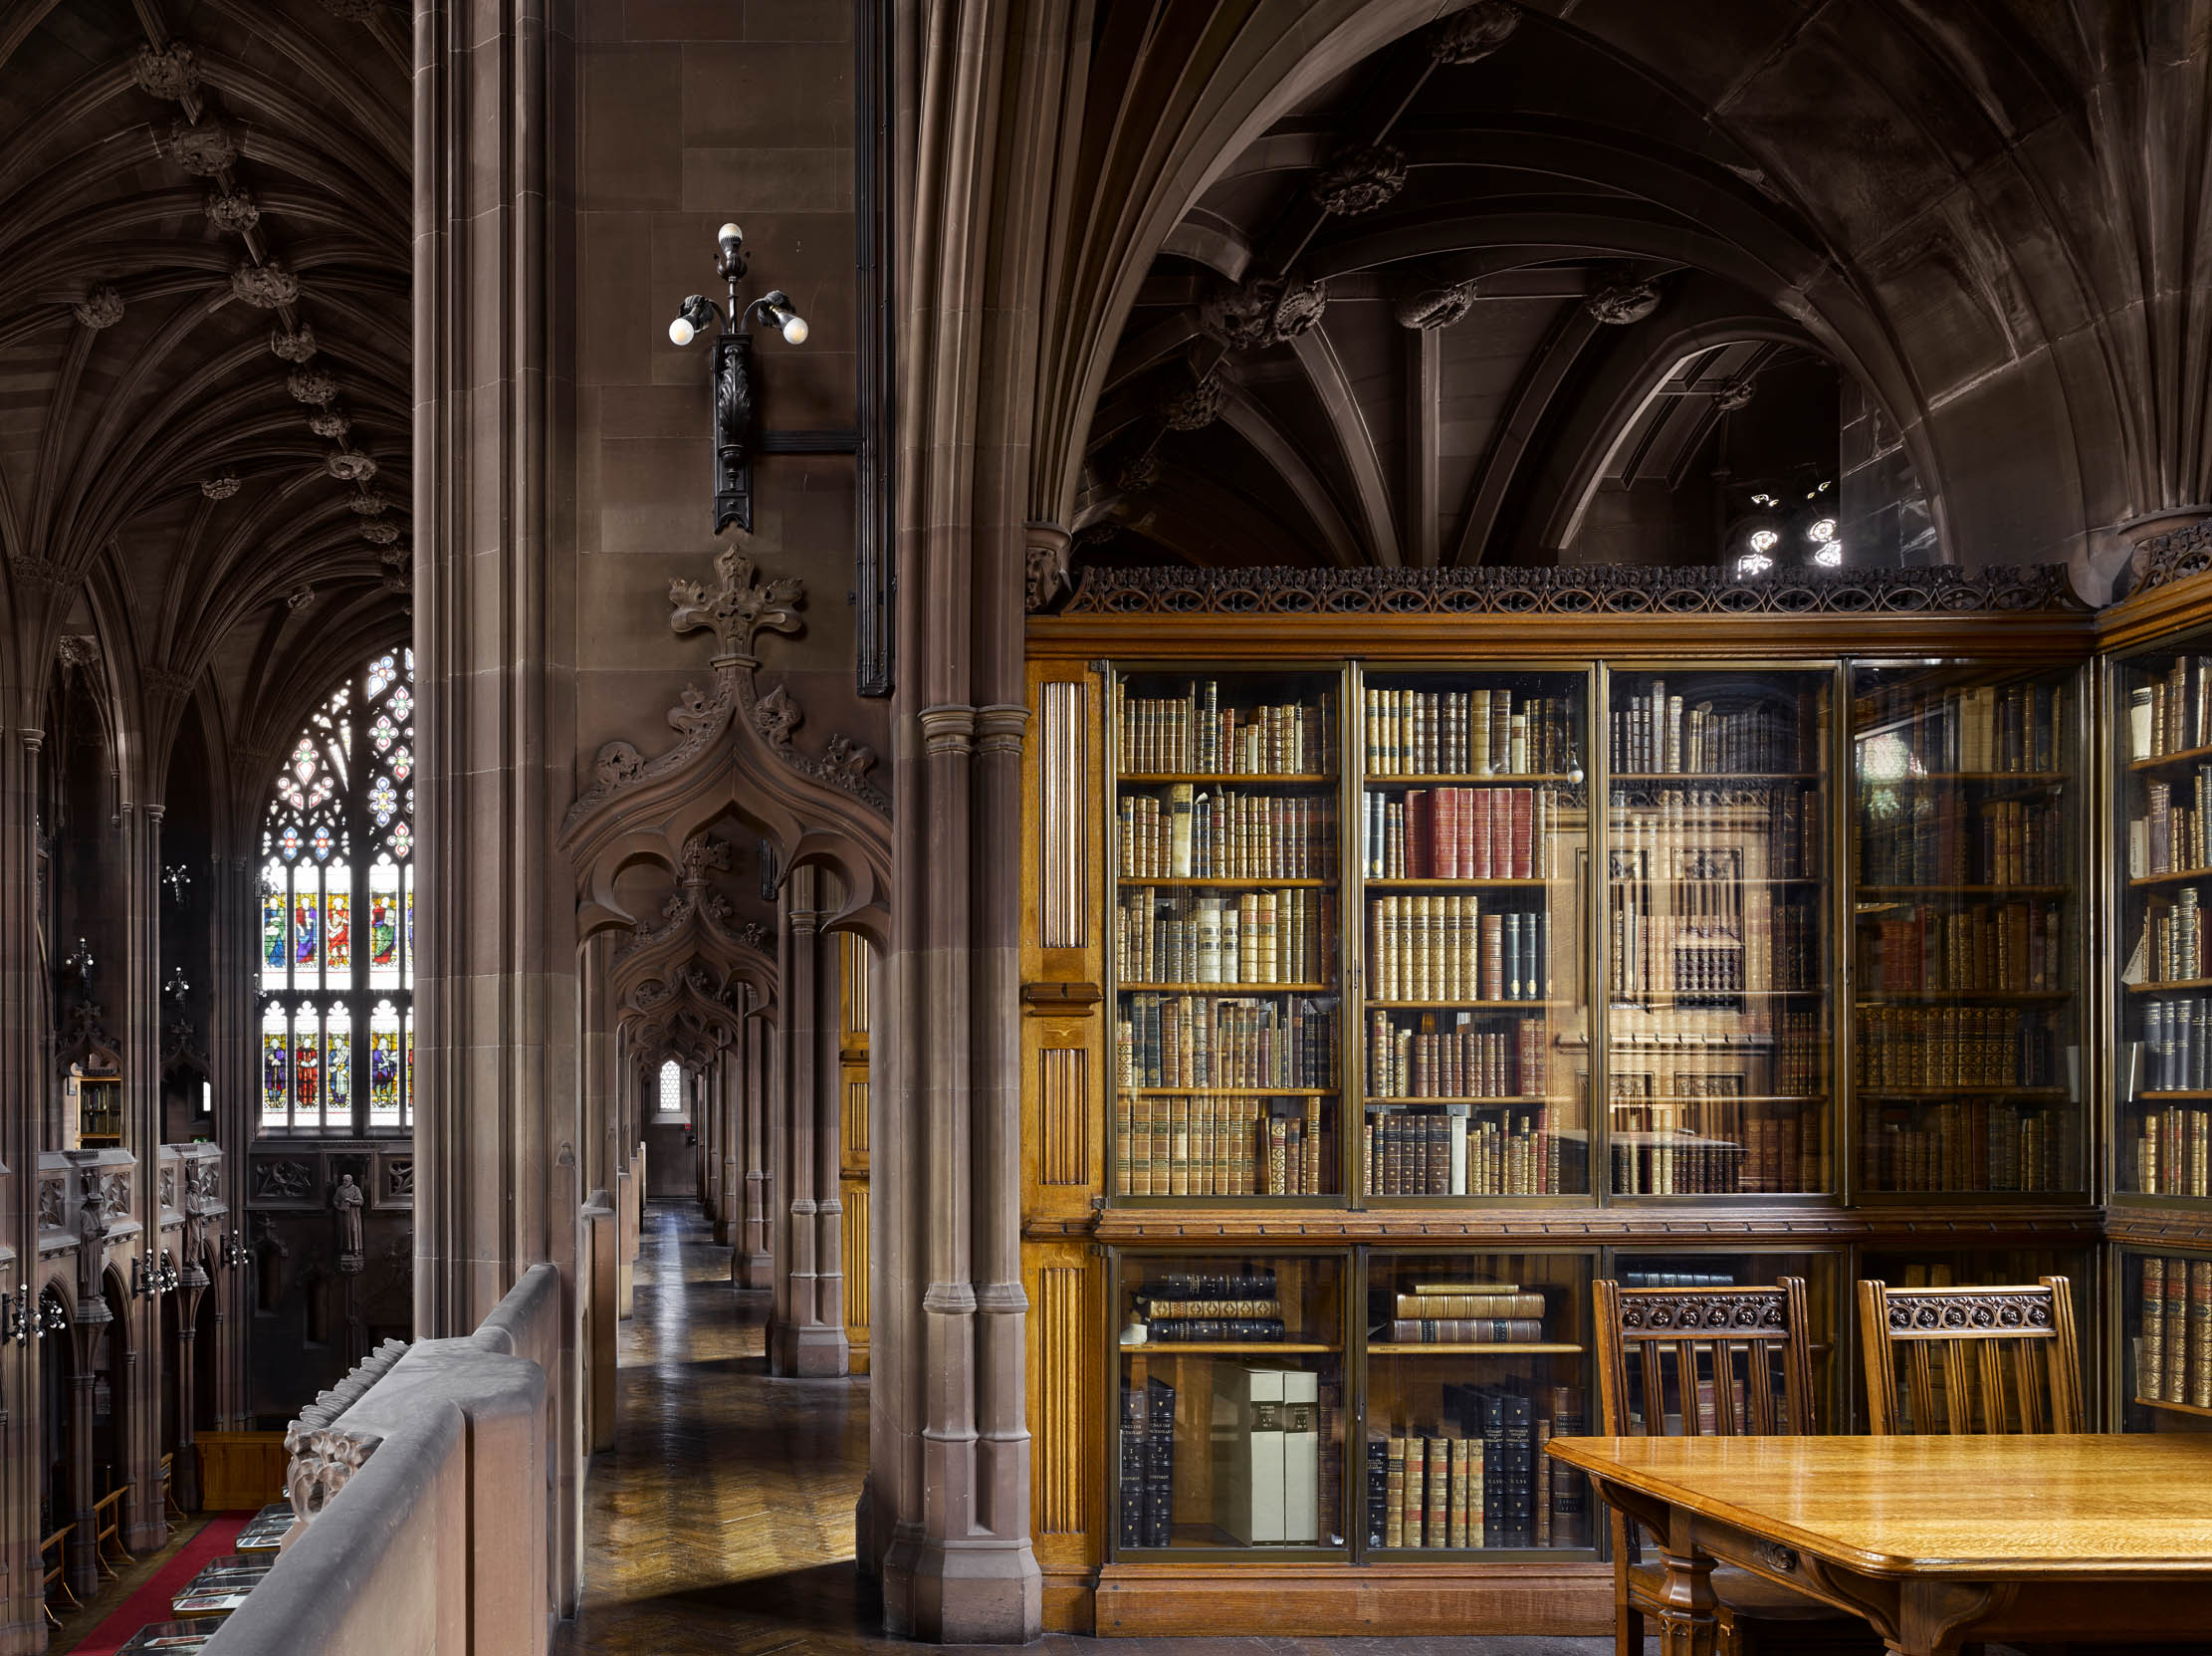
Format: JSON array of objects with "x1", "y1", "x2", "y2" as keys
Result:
[
  {"x1": 1436, "y1": 787, "x2": 1458, "y2": 880},
  {"x1": 1472, "y1": 789, "x2": 1493, "y2": 880},
  {"x1": 1455, "y1": 788, "x2": 1474, "y2": 882},
  {"x1": 1512, "y1": 788, "x2": 1534, "y2": 880}
]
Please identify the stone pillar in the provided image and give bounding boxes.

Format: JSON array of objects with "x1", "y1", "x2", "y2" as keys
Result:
[
  {"x1": 716, "y1": 1056, "x2": 740, "y2": 1248},
  {"x1": 209, "y1": 851, "x2": 255, "y2": 1427},
  {"x1": 773, "y1": 866, "x2": 845, "y2": 1375},
  {"x1": 810, "y1": 906, "x2": 847, "y2": 1366},
  {"x1": 171, "y1": 1272, "x2": 203, "y2": 1510},
  {"x1": 121, "y1": 802, "x2": 167, "y2": 1551},
  {"x1": 0, "y1": 716, "x2": 45, "y2": 1653},
  {"x1": 66, "y1": 1305, "x2": 109, "y2": 1600},
  {"x1": 415, "y1": 0, "x2": 583, "y2": 1617},
  {"x1": 737, "y1": 1013, "x2": 773, "y2": 1291}
]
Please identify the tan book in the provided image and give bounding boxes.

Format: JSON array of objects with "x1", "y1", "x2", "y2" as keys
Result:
[
  {"x1": 1426, "y1": 1436, "x2": 1450, "y2": 1548},
  {"x1": 1386, "y1": 1437, "x2": 1406, "y2": 1548}
]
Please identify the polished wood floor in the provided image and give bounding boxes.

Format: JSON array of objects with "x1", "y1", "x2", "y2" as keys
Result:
[{"x1": 558, "y1": 1202, "x2": 1624, "y2": 1654}]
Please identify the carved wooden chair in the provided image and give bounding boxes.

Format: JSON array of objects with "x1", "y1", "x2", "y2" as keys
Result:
[
  {"x1": 1594, "y1": 1278, "x2": 1880, "y2": 1656},
  {"x1": 1857, "y1": 1277, "x2": 2083, "y2": 1434}
]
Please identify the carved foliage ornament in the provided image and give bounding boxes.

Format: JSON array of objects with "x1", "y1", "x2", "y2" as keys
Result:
[
  {"x1": 1394, "y1": 279, "x2": 1479, "y2": 331},
  {"x1": 271, "y1": 325, "x2": 319, "y2": 362},
  {"x1": 164, "y1": 118, "x2": 239, "y2": 176},
  {"x1": 326, "y1": 450, "x2": 377, "y2": 484},
  {"x1": 1310, "y1": 143, "x2": 1408, "y2": 216},
  {"x1": 1157, "y1": 364, "x2": 1224, "y2": 432},
  {"x1": 74, "y1": 285, "x2": 124, "y2": 330},
  {"x1": 1618, "y1": 1290, "x2": 1785, "y2": 1333},
  {"x1": 1884, "y1": 1293, "x2": 2052, "y2": 1334},
  {"x1": 360, "y1": 519, "x2": 401, "y2": 546},
  {"x1": 309, "y1": 408, "x2": 351, "y2": 440},
  {"x1": 348, "y1": 491, "x2": 388, "y2": 516},
  {"x1": 206, "y1": 186, "x2": 260, "y2": 233},
  {"x1": 1585, "y1": 262, "x2": 1660, "y2": 326},
  {"x1": 1432, "y1": 1, "x2": 1521, "y2": 64},
  {"x1": 233, "y1": 259, "x2": 300, "y2": 309},
  {"x1": 2130, "y1": 520, "x2": 2212, "y2": 594},
  {"x1": 201, "y1": 473, "x2": 241, "y2": 501},
  {"x1": 289, "y1": 366, "x2": 338, "y2": 405},
  {"x1": 132, "y1": 42, "x2": 201, "y2": 100},
  {"x1": 1060, "y1": 562, "x2": 2094, "y2": 618},
  {"x1": 1200, "y1": 275, "x2": 1328, "y2": 351}
]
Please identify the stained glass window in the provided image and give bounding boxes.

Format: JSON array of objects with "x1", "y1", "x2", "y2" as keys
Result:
[
  {"x1": 659, "y1": 1059, "x2": 684, "y2": 1114},
  {"x1": 260, "y1": 648, "x2": 415, "y2": 1134}
]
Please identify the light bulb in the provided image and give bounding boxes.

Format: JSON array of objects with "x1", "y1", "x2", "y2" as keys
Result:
[
  {"x1": 780, "y1": 313, "x2": 809, "y2": 346},
  {"x1": 718, "y1": 222, "x2": 743, "y2": 249},
  {"x1": 669, "y1": 316, "x2": 696, "y2": 347}
]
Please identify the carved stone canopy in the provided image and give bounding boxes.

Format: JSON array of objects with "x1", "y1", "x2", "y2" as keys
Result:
[{"x1": 1310, "y1": 143, "x2": 1408, "y2": 215}]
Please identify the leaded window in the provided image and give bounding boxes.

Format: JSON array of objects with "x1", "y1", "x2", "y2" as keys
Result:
[{"x1": 259, "y1": 649, "x2": 415, "y2": 1134}]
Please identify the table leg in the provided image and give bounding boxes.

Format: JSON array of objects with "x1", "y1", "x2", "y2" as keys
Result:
[{"x1": 1654, "y1": 1514, "x2": 1720, "y2": 1656}]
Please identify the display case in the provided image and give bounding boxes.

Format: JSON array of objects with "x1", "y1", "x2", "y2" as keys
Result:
[
  {"x1": 1113, "y1": 1251, "x2": 1347, "y2": 1552},
  {"x1": 2118, "y1": 1245, "x2": 2212, "y2": 1432},
  {"x1": 1359, "y1": 670, "x2": 1591, "y2": 1198},
  {"x1": 1851, "y1": 663, "x2": 2084, "y2": 1193},
  {"x1": 2115, "y1": 640, "x2": 2212, "y2": 1200},
  {"x1": 1360, "y1": 1250, "x2": 1593, "y2": 1555},
  {"x1": 1602, "y1": 667, "x2": 1833, "y2": 1196}
]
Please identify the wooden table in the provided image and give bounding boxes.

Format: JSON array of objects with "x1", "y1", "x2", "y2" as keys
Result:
[{"x1": 1548, "y1": 1433, "x2": 2212, "y2": 1655}]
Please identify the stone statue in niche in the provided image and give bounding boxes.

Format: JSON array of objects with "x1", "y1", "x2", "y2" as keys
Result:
[
  {"x1": 76, "y1": 1172, "x2": 107, "y2": 1300},
  {"x1": 332, "y1": 1174, "x2": 364, "y2": 1259}
]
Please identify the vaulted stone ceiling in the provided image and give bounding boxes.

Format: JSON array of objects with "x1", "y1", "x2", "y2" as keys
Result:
[
  {"x1": 1073, "y1": 3, "x2": 1891, "y2": 573},
  {"x1": 0, "y1": 0, "x2": 410, "y2": 764}
]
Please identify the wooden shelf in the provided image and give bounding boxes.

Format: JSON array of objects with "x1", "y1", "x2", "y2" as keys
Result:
[
  {"x1": 1118, "y1": 876, "x2": 1337, "y2": 887},
  {"x1": 1366, "y1": 999, "x2": 1565, "y2": 1010},
  {"x1": 1856, "y1": 772, "x2": 2067, "y2": 785},
  {"x1": 1366, "y1": 876, "x2": 1550, "y2": 888},
  {"x1": 1121, "y1": 982, "x2": 1333, "y2": 993},
  {"x1": 2128, "y1": 980, "x2": 2212, "y2": 993},
  {"x1": 1607, "y1": 1095, "x2": 1819, "y2": 1106},
  {"x1": 1122, "y1": 1087, "x2": 1338, "y2": 1097},
  {"x1": 1121, "y1": 773, "x2": 1334, "y2": 785},
  {"x1": 2138, "y1": 1089, "x2": 2212, "y2": 1100},
  {"x1": 2131, "y1": 868, "x2": 2212, "y2": 889},
  {"x1": 1857, "y1": 884, "x2": 2072, "y2": 897},
  {"x1": 1857, "y1": 991, "x2": 2069, "y2": 1003},
  {"x1": 1364, "y1": 773, "x2": 1578, "y2": 785},
  {"x1": 2133, "y1": 1393, "x2": 2212, "y2": 1419},
  {"x1": 1121, "y1": 1341, "x2": 1337, "y2": 1354},
  {"x1": 1859, "y1": 1086, "x2": 2071, "y2": 1099},
  {"x1": 1367, "y1": 1342, "x2": 1585, "y2": 1355},
  {"x1": 2129, "y1": 743, "x2": 2212, "y2": 774},
  {"x1": 1364, "y1": 1096, "x2": 1560, "y2": 1107},
  {"x1": 1610, "y1": 771, "x2": 1821, "y2": 782}
]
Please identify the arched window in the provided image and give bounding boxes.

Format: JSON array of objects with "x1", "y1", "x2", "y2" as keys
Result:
[
  {"x1": 259, "y1": 648, "x2": 415, "y2": 1134},
  {"x1": 658, "y1": 1059, "x2": 684, "y2": 1115}
]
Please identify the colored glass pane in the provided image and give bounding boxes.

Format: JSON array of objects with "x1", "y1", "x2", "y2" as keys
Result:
[
  {"x1": 292, "y1": 738, "x2": 317, "y2": 783},
  {"x1": 369, "y1": 1024, "x2": 399, "y2": 1113},
  {"x1": 403, "y1": 882, "x2": 414, "y2": 977},
  {"x1": 392, "y1": 819, "x2": 413, "y2": 859},
  {"x1": 368, "y1": 775, "x2": 397, "y2": 826},
  {"x1": 327, "y1": 890, "x2": 351, "y2": 969},
  {"x1": 403, "y1": 1017, "x2": 414, "y2": 1110},
  {"x1": 262, "y1": 1030, "x2": 289, "y2": 1118},
  {"x1": 312, "y1": 823, "x2": 334, "y2": 860},
  {"x1": 327, "y1": 1012, "x2": 351, "y2": 1111},
  {"x1": 262, "y1": 885, "x2": 286, "y2": 971},
  {"x1": 294, "y1": 894, "x2": 319, "y2": 968},
  {"x1": 369, "y1": 889, "x2": 397, "y2": 968},
  {"x1": 391, "y1": 744, "x2": 412, "y2": 782},
  {"x1": 278, "y1": 824, "x2": 302, "y2": 860},
  {"x1": 370, "y1": 713, "x2": 396, "y2": 753},
  {"x1": 295, "y1": 1023, "x2": 321, "y2": 1113},
  {"x1": 390, "y1": 684, "x2": 413, "y2": 723},
  {"x1": 367, "y1": 655, "x2": 392, "y2": 698}
]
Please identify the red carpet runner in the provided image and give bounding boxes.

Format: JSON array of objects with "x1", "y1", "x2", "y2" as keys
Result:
[{"x1": 66, "y1": 1513, "x2": 250, "y2": 1656}]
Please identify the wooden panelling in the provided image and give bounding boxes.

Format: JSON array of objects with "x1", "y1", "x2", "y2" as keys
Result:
[
  {"x1": 1039, "y1": 1048, "x2": 1088, "y2": 1186},
  {"x1": 1093, "y1": 1560, "x2": 1612, "y2": 1636},
  {"x1": 1025, "y1": 1240, "x2": 1102, "y2": 1631},
  {"x1": 1038, "y1": 676, "x2": 1091, "y2": 948}
]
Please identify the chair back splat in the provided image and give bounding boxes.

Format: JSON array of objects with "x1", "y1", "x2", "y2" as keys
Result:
[{"x1": 1856, "y1": 1276, "x2": 2083, "y2": 1435}]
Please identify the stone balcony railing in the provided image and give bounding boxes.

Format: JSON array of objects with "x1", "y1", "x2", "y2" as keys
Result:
[{"x1": 200, "y1": 1262, "x2": 564, "y2": 1656}]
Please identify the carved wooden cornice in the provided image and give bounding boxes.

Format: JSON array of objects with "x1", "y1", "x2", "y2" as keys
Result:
[
  {"x1": 560, "y1": 544, "x2": 893, "y2": 945},
  {"x1": 1057, "y1": 561, "x2": 2093, "y2": 617},
  {"x1": 2127, "y1": 519, "x2": 2212, "y2": 594}
]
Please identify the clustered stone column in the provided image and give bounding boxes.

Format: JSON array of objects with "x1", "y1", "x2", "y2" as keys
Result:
[
  {"x1": 737, "y1": 1012, "x2": 774, "y2": 1292},
  {"x1": 771, "y1": 866, "x2": 847, "y2": 1375},
  {"x1": 0, "y1": 709, "x2": 43, "y2": 1652}
]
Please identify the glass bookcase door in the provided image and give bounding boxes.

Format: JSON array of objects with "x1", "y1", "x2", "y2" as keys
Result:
[
  {"x1": 1607, "y1": 1250, "x2": 1844, "y2": 1433},
  {"x1": 1359, "y1": 1251, "x2": 1593, "y2": 1555},
  {"x1": 1852, "y1": 664, "x2": 2082, "y2": 1194},
  {"x1": 2120, "y1": 1248, "x2": 2212, "y2": 1433},
  {"x1": 1110, "y1": 669, "x2": 1343, "y2": 1201},
  {"x1": 1602, "y1": 668, "x2": 1833, "y2": 1195},
  {"x1": 1357, "y1": 669, "x2": 1591, "y2": 1198},
  {"x1": 2117, "y1": 645, "x2": 2212, "y2": 1200},
  {"x1": 1114, "y1": 1252, "x2": 1347, "y2": 1554}
]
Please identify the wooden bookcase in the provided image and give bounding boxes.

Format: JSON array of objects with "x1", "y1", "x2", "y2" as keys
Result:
[{"x1": 1021, "y1": 573, "x2": 2113, "y2": 1636}]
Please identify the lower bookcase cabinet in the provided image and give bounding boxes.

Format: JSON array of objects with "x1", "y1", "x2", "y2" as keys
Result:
[{"x1": 2120, "y1": 1244, "x2": 2212, "y2": 1432}]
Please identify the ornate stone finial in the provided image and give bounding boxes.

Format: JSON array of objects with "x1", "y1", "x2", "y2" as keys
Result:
[
  {"x1": 1394, "y1": 279, "x2": 1480, "y2": 331},
  {"x1": 1432, "y1": 1, "x2": 1521, "y2": 64},
  {"x1": 288, "y1": 366, "x2": 337, "y2": 405},
  {"x1": 1714, "y1": 376, "x2": 1758, "y2": 412},
  {"x1": 201, "y1": 472, "x2": 241, "y2": 501},
  {"x1": 232, "y1": 259, "x2": 300, "y2": 309},
  {"x1": 1585, "y1": 262, "x2": 1660, "y2": 325},
  {"x1": 677, "y1": 833, "x2": 734, "y2": 886},
  {"x1": 308, "y1": 408, "x2": 350, "y2": 440},
  {"x1": 132, "y1": 42, "x2": 201, "y2": 100},
  {"x1": 287, "y1": 585, "x2": 318, "y2": 610},
  {"x1": 271, "y1": 324, "x2": 319, "y2": 362},
  {"x1": 1310, "y1": 143, "x2": 1408, "y2": 215},
  {"x1": 326, "y1": 450, "x2": 377, "y2": 484},
  {"x1": 1156, "y1": 363, "x2": 1224, "y2": 432},
  {"x1": 1025, "y1": 522, "x2": 1072, "y2": 614},
  {"x1": 348, "y1": 491, "x2": 388, "y2": 516},
  {"x1": 73, "y1": 284, "x2": 124, "y2": 330},
  {"x1": 360, "y1": 519, "x2": 402, "y2": 546},
  {"x1": 669, "y1": 545, "x2": 804, "y2": 662},
  {"x1": 205, "y1": 185, "x2": 260, "y2": 233},
  {"x1": 822, "y1": 733, "x2": 878, "y2": 780},
  {"x1": 1199, "y1": 275, "x2": 1329, "y2": 351},
  {"x1": 163, "y1": 117, "x2": 238, "y2": 176}
]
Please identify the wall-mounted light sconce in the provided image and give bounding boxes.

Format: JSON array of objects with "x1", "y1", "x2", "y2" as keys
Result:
[
  {"x1": 1, "y1": 1285, "x2": 27, "y2": 1345},
  {"x1": 666, "y1": 223, "x2": 809, "y2": 536},
  {"x1": 131, "y1": 1250, "x2": 178, "y2": 1300},
  {"x1": 222, "y1": 1231, "x2": 248, "y2": 1271}
]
